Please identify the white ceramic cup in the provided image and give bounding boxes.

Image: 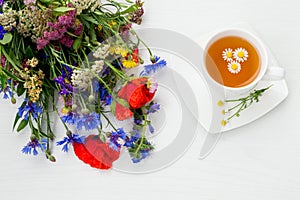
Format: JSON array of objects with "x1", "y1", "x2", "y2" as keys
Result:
[{"x1": 203, "y1": 28, "x2": 285, "y2": 94}]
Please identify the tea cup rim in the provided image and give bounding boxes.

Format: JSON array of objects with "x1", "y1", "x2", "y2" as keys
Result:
[{"x1": 203, "y1": 28, "x2": 268, "y2": 92}]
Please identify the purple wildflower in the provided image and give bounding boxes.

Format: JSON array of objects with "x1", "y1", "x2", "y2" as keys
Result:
[
  {"x1": 147, "y1": 103, "x2": 160, "y2": 114},
  {"x1": 148, "y1": 123, "x2": 154, "y2": 134},
  {"x1": 54, "y1": 65, "x2": 73, "y2": 96},
  {"x1": 132, "y1": 150, "x2": 151, "y2": 163},
  {"x1": 109, "y1": 128, "x2": 127, "y2": 151},
  {"x1": 124, "y1": 131, "x2": 140, "y2": 148},
  {"x1": 74, "y1": 23, "x2": 83, "y2": 35},
  {"x1": 36, "y1": 10, "x2": 76, "y2": 50},
  {"x1": 36, "y1": 38, "x2": 49, "y2": 50},
  {"x1": 1, "y1": 55, "x2": 6, "y2": 67},
  {"x1": 0, "y1": 0, "x2": 4, "y2": 6},
  {"x1": 23, "y1": 0, "x2": 37, "y2": 5},
  {"x1": 60, "y1": 35, "x2": 74, "y2": 48}
]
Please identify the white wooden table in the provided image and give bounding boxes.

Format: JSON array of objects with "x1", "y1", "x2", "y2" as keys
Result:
[{"x1": 1, "y1": 0, "x2": 300, "y2": 199}]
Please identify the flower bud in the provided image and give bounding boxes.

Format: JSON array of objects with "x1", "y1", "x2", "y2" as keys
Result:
[
  {"x1": 150, "y1": 56, "x2": 156, "y2": 63},
  {"x1": 11, "y1": 97, "x2": 16, "y2": 104},
  {"x1": 66, "y1": 130, "x2": 72, "y2": 137},
  {"x1": 72, "y1": 104, "x2": 77, "y2": 111},
  {"x1": 48, "y1": 155, "x2": 56, "y2": 162},
  {"x1": 88, "y1": 95, "x2": 95, "y2": 103},
  {"x1": 30, "y1": 135, "x2": 37, "y2": 141},
  {"x1": 81, "y1": 108, "x2": 90, "y2": 115}
]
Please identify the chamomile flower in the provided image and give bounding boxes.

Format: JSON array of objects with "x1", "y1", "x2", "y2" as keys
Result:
[
  {"x1": 222, "y1": 48, "x2": 233, "y2": 62},
  {"x1": 227, "y1": 61, "x2": 241, "y2": 74},
  {"x1": 233, "y1": 47, "x2": 248, "y2": 62}
]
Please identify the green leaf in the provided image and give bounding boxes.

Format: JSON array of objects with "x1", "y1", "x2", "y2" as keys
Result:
[
  {"x1": 0, "y1": 33, "x2": 13, "y2": 45},
  {"x1": 13, "y1": 114, "x2": 21, "y2": 130},
  {"x1": 39, "y1": 0, "x2": 51, "y2": 3},
  {"x1": 16, "y1": 83, "x2": 26, "y2": 96},
  {"x1": 80, "y1": 18, "x2": 91, "y2": 29},
  {"x1": 72, "y1": 38, "x2": 82, "y2": 51},
  {"x1": 2, "y1": 48, "x2": 20, "y2": 69},
  {"x1": 17, "y1": 119, "x2": 29, "y2": 132},
  {"x1": 39, "y1": 131, "x2": 49, "y2": 138},
  {"x1": 53, "y1": 7, "x2": 75, "y2": 13},
  {"x1": 0, "y1": 74, "x2": 6, "y2": 90},
  {"x1": 89, "y1": 29, "x2": 98, "y2": 44},
  {"x1": 110, "y1": 100, "x2": 116, "y2": 115},
  {"x1": 116, "y1": 98, "x2": 129, "y2": 108},
  {"x1": 120, "y1": 5, "x2": 138, "y2": 14},
  {"x1": 1, "y1": 68, "x2": 22, "y2": 82},
  {"x1": 81, "y1": 15, "x2": 99, "y2": 24},
  {"x1": 25, "y1": 46, "x2": 34, "y2": 59}
]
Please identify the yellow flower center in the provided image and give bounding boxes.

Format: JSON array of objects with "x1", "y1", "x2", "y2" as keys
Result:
[
  {"x1": 217, "y1": 100, "x2": 224, "y2": 107},
  {"x1": 231, "y1": 63, "x2": 238, "y2": 70},
  {"x1": 221, "y1": 120, "x2": 227, "y2": 126},
  {"x1": 237, "y1": 51, "x2": 244, "y2": 58},
  {"x1": 226, "y1": 52, "x2": 232, "y2": 58}
]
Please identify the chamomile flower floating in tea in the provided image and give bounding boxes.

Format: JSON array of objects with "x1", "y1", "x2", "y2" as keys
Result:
[
  {"x1": 233, "y1": 47, "x2": 249, "y2": 62},
  {"x1": 222, "y1": 48, "x2": 233, "y2": 62},
  {"x1": 227, "y1": 61, "x2": 241, "y2": 74}
]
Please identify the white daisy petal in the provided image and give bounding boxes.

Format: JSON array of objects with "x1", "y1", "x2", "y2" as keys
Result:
[
  {"x1": 227, "y1": 61, "x2": 241, "y2": 74},
  {"x1": 222, "y1": 48, "x2": 233, "y2": 62},
  {"x1": 233, "y1": 47, "x2": 249, "y2": 62}
]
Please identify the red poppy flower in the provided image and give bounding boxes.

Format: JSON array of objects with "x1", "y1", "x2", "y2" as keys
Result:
[
  {"x1": 115, "y1": 77, "x2": 156, "y2": 121},
  {"x1": 73, "y1": 135, "x2": 120, "y2": 170}
]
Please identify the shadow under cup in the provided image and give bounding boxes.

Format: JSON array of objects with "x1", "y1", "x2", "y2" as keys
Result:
[{"x1": 204, "y1": 29, "x2": 268, "y2": 92}]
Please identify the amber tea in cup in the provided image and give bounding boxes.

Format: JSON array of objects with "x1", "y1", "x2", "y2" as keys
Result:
[{"x1": 205, "y1": 35, "x2": 261, "y2": 88}]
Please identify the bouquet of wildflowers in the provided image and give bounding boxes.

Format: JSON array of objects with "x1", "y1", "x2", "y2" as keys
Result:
[{"x1": 0, "y1": 0, "x2": 166, "y2": 169}]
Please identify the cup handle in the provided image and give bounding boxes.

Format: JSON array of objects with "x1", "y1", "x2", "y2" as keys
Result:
[{"x1": 262, "y1": 66, "x2": 285, "y2": 81}]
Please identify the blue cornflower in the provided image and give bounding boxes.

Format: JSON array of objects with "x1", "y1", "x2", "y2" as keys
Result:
[
  {"x1": 61, "y1": 112, "x2": 79, "y2": 124},
  {"x1": 109, "y1": 128, "x2": 127, "y2": 151},
  {"x1": 22, "y1": 139, "x2": 47, "y2": 156},
  {"x1": 147, "y1": 103, "x2": 160, "y2": 114},
  {"x1": 76, "y1": 112, "x2": 101, "y2": 131},
  {"x1": 0, "y1": 25, "x2": 6, "y2": 40},
  {"x1": 140, "y1": 56, "x2": 167, "y2": 76},
  {"x1": 56, "y1": 133, "x2": 85, "y2": 152},
  {"x1": 0, "y1": 86, "x2": 13, "y2": 99},
  {"x1": 18, "y1": 99, "x2": 43, "y2": 120},
  {"x1": 93, "y1": 80, "x2": 112, "y2": 105}
]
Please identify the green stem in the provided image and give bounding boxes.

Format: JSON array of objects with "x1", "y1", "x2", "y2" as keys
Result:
[
  {"x1": 134, "y1": 109, "x2": 147, "y2": 155},
  {"x1": 104, "y1": 60, "x2": 129, "y2": 81}
]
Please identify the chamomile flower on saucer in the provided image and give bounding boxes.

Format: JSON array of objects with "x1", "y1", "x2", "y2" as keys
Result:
[
  {"x1": 222, "y1": 48, "x2": 233, "y2": 62},
  {"x1": 233, "y1": 47, "x2": 248, "y2": 62},
  {"x1": 227, "y1": 61, "x2": 241, "y2": 74}
]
